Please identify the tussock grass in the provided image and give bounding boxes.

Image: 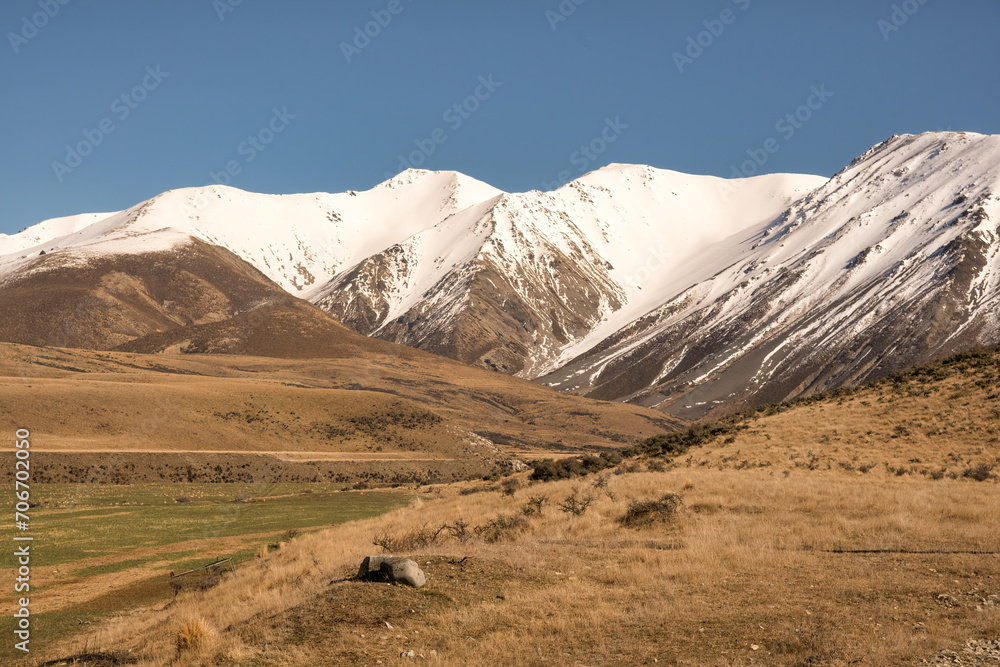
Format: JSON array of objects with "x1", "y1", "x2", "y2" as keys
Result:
[
  {"x1": 40, "y1": 468, "x2": 1000, "y2": 666},
  {"x1": 175, "y1": 616, "x2": 213, "y2": 654},
  {"x1": 28, "y1": 346, "x2": 1000, "y2": 665}
]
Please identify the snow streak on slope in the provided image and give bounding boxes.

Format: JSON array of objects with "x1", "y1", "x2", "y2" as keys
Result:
[{"x1": 540, "y1": 132, "x2": 1000, "y2": 417}]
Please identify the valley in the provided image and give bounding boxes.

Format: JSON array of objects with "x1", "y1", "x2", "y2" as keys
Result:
[
  {"x1": 1, "y1": 130, "x2": 998, "y2": 665},
  {"x1": 3, "y1": 346, "x2": 995, "y2": 666}
]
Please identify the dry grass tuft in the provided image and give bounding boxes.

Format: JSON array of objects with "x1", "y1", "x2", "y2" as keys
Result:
[{"x1": 175, "y1": 616, "x2": 212, "y2": 654}]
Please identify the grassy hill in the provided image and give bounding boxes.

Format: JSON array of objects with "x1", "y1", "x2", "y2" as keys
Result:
[
  {"x1": 25, "y1": 346, "x2": 1000, "y2": 665},
  {"x1": 0, "y1": 342, "x2": 683, "y2": 485}
]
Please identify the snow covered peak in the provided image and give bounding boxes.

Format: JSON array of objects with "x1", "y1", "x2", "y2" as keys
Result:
[
  {"x1": 5, "y1": 131, "x2": 999, "y2": 415},
  {"x1": 540, "y1": 130, "x2": 1000, "y2": 416},
  {"x1": 375, "y1": 168, "x2": 503, "y2": 204}
]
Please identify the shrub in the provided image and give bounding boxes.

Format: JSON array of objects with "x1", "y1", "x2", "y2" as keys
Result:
[
  {"x1": 372, "y1": 524, "x2": 446, "y2": 552},
  {"x1": 444, "y1": 519, "x2": 471, "y2": 543},
  {"x1": 558, "y1": 488, "x2": 596, "y2": 515},
  {"x1": 591, "y1": 473, "x2": 616, "y2": 500},
  {"x1": 522, "y1": 495, "x2": 548, "y2": 516},
  {"x1": 501, "y1": 477, "x2": 520, "y2": 497},
  {"x1": 620, "y1": 493, "x2": 684, "y2": 528},
  {"x1": 647, "y1": 459, "x2": 667, "y2": 473},
  {"x1": 530, "y1": 459, "x2": 566, "y2": 482},
  {"x1": 475, "y1": 513, "x2": 528, "y2": 543},
  {"x1": 963, "y1": 463, "x2": 994, "y2": 482},
  {"x1": 530, "y1": 453, "x2": 618, "y2": 482},
  {"x1": 614, "y1": 461, "x2": 641, "y2": 476}
]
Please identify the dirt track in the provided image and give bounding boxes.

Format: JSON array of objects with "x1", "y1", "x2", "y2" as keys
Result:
[{"x1": 39, "y1": 448, "x2": 456, "y2": 462}]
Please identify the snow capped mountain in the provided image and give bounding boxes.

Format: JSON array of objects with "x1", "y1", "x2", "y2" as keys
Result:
[
  {"x1": 313, "y1": 165, "x2": 821, "y2": 375},
  {"x1": 540, "y1": 132, "x2": 1000, "y2": 417},
  {"x1": 3, "y1": 130, "x2": 997, "y2": 416},
  {"x1": 0, "y1": 169, "x2": 502, "y2": 294}
]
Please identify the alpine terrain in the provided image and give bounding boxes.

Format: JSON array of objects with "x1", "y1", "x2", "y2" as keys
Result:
[{"x1": 2, "y1": 131, "x2": 997, "y2": 417}]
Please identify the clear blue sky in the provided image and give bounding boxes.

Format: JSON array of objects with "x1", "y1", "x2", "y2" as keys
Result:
[{"x1": 2, "y1": 0, "x2": 998, "y2": 234}]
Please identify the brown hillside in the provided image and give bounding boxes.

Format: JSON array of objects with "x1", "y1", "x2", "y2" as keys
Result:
[
  {"x1": 0, "y1": 239, "x2": 292, "y2": 350},
  {"x1": 0, "y1": 342, "x2": 685, "y2": 485},
  {"x1": 114, "y1": 300, "x2": 410, "y2": 360}
]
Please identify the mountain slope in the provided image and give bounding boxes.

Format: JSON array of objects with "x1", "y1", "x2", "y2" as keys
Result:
[
  {"x1": 314, "y1": 167, "x2": 822, "y2": 375},
  {"x1": 0, "y1": 165, "x2": 820, "y2": 379},
  {"x1": 0, "y1": 340, "x2": 685, "y2": 464},
  {"x1": 0, "y1": 238, "x2": 294, "y2": 349},
  {"x1": 540, "y1": 132, "x2": 1000, "y2": 417},
  {"x1": 0, "y1": 169, "x2": 502, "y2": 295},
  {"x1": 4, "y1": 131, "x2": 999, "y2": 418}
]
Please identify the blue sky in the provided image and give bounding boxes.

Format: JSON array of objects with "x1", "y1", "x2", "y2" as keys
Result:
[{"x1": 2, "y1": 0, "x2": 998, "y2": 234}]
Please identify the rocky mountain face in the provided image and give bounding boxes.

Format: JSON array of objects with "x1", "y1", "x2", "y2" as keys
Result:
[
  {"x1": 312, "y1": 167, "x2": 821, "y2": 376},
  {"x1": 2, "y1": 131, "x2": 997, "y2": 416},
  {"x1": 540, "y1": 132, "x2": 1000, "y2": 417}
]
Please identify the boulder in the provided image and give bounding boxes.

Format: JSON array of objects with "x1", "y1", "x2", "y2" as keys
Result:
[{"x1": 357, "y1": 555, "x2": 426, "y2": 588}]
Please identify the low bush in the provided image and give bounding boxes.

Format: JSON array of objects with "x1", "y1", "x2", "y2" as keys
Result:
[
  {"x1": 530, "y1": 451, "x2": 621, "y2": 482},
  {"x1": 372, "y1": 524, "x2": 447, "y2": 552},
  {"x1": 522, "y1": 495, "x2": 548, "y2": 516},
  {"x1": 620, "y1": 493, "x2": 684, "y2": 528},
  {"x1": 558, "y1": 488, "x2": 596, "y2": 515},
  {"x1": 963, "y1": 463, "x2": 994, "y2": 482},
  {"x1": 475, "y1": 513, "x2": 528, "y2": 543}
]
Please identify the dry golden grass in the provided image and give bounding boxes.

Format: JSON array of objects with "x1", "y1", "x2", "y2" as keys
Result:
[
  {"x1": 175, "y1": 616, "x2": 213, "y2": 654},
  {"x1": 21, "y1": 348, "x2": 1000, "y2": 665},
  {"x1": 671, "y1": 354, "x2": 1000, "y2": 480},
  {"x1": 0, "y1": 342, "x2": 681, "y2": 462},
  {"x1": 43, "y1": 466, "x2": 999, "y2": 666}
]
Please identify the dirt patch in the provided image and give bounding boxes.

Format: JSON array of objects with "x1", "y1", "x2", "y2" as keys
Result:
[{"x1": 64, "y1": 572, "x2": 173, "y2": 614}]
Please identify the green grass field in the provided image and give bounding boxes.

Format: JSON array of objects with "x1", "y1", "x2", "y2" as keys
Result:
[{"x1": 0, "y1": 482, "x2": 411, "y2": 661}]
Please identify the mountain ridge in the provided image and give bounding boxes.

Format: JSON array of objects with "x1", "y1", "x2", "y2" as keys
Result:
[{"x1": 3, "y1": 131, "x2": 998, "y2": 415}]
